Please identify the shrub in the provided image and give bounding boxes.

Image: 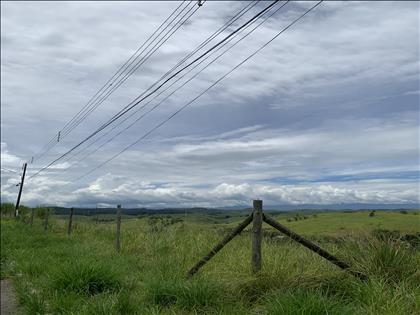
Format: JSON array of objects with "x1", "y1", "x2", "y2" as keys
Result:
[
  {"x1": 35, "y1": 207, "x2": 52, "y2": 219},
  {"x1": 401, "y1": 233, "x2": 420, "y2": 248},
  {"x1": 1, "y1": 203, "x2": 15, "y2": 217}
]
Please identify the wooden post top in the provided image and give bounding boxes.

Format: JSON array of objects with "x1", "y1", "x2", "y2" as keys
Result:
[
  {"x1": 117, "y1": 205, "x2": 121, "y2": 209},
  {"x1": 253, "y1": 200, "x2": 263, "y2": 211}
]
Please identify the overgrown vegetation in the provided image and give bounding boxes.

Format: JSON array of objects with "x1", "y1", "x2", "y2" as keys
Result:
[{"x1": 1, "y1": 208, "x2": 419, "y2": 314}]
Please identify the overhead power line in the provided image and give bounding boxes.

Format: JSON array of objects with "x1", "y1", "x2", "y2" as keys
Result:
[
  {"x1": 59, "y1": 2, "x2": 200, "y2": 139},
  {"x1": 29, "y1": 0, "x2": 279, "y2": 179},
  {"x1": 32, "y1": 0, "x2": 197, "y2": 163},
  {"x1": 34, "y1": 0, "x2": 194, "y2": 162},
  {"x1": 71, "y1": 0, "x2": 324, "y2": 182},
  {"x1": 1, "y1": 167, "x2": 19, "y2": 174},
  {"x1": 57, "y1": 0, "x2": 260, "y2": 166},
  {"x1": 61, "y1": 1, "x2": 288, "y2": 170}
]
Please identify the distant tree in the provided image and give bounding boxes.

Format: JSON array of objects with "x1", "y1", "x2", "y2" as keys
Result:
[
  {"x1": 1, "y1": 203, "x2": 14, "y2": 217},
  {"x1": 35, "y1": 207, "x2": 53, "y2": 219},
  {"x1": 369, "y1": 210, "x2": 376, "y2": 217},
  {"x1": 399, "y1": 210, "x2": 408, "y2": 215},
  {"x1": 1, "y1": 203, "x2": 31, "y2": 219}
]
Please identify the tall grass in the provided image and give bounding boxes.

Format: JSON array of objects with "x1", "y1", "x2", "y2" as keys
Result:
[{"x1": 1, "y1": 212, "x2": 419, "y2": 314}]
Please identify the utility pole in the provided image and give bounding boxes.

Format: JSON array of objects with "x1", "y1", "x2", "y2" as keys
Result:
[{"x1": 15, "y1": 162, "x2": 27, "y2": 217}]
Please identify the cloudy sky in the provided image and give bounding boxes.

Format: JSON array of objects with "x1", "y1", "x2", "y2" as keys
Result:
[{"x1": 1, "y1": 1, "x2": 419, "y2": 208}]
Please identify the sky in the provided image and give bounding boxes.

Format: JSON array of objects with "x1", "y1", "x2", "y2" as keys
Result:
[{"x1": 1, "y1": 1, "x2": 419, "y2": 208}]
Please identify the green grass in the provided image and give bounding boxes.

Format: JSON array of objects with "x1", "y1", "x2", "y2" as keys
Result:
[
  {"x1": 1, "y1": 210, "x2": 419, "y2": 314},
  {"x1": 269, "y1": 210, "x2": 420, "y2": 236}
]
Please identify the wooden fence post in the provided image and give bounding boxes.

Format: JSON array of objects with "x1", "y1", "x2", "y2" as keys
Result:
[
  {"x1": 252, "y1": 200, "x2": 263, "y2": 274},
  {"x1": 44, "y1": 208, "x2": 49, "y2": 231},
  {"x1": 30, "y1": 208, "x2": 35, "y2": 226},
  {"x1": 115, "y1": 205, "x2": 121, "y2": 252},
  {"x1": 67, "y1": 207, "x2": 74, "y2": 236}
]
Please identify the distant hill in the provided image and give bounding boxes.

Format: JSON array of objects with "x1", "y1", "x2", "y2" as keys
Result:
[{"x1": 50, "y1": 203, "x2": 419, "y2": 216}]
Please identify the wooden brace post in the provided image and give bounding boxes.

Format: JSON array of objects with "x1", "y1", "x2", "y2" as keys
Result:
[
  {"x1": 187, "y1": 214, "x2": 253, "y2": 278},
  {"x1": 263, "y1": 214, "x2": 366, "y2": 279}
]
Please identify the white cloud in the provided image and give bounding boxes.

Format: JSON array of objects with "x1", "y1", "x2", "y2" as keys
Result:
[
  {"x1": 1, "y1": 115, "x2": 418, "y2": 207},
  {"x1": 0, "y1": 142, "x2": 22, "y2": 166},
  {"x1": 1, "y1": 1, "x2": 418, "y2": 207}
]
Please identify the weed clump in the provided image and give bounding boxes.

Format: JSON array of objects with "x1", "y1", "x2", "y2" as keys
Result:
[
  {"x1": 144, "y1": 278, "x2": 223, "y2": 310},
  {"x1": 264, "y1": 288, "x2": 353, "y2": 315},
  {"x1": 51, "y1": 261, "x2": 121, "y2": 296},
  {"x1": 347, "y1": 236, "x2": 419, "y2": 284}
]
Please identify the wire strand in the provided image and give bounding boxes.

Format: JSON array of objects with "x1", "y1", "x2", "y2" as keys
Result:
[
  {"x1": 58, "y1": 0, "x2": 259, "y2": 166},
  {"x1": 29, "y1": 0, "x2": 278, "y2": 179},
  {"x1": 32, "y1": 1, "x2": 192, "y2": 162},
  {"x1": 71, "y1": 1, "x2": 323, "y2": 182},
  {"x1": 63, "y1": 1, "x2": 288, "y2": 170}
]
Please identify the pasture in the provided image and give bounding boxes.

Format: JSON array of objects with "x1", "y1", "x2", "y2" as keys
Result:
[{"x1": 1, "y1": 207, "x2": 419, "y2": 314}]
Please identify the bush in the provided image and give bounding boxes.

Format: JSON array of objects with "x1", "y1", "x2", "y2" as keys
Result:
[
  {"x1": 1, "y1": 203, "x2": 15, "y2": 217},
  {"x1": 35, "y1": 207, "x2": 52, "y2": 219}
]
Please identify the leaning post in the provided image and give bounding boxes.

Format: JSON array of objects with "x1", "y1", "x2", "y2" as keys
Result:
[
  {"x1": 252, "y1": 199, "x2": 263, "y2": 274},
  {"x1": 67, "y1": 207, "x2": 74, "y2": 236},
  {"x1": 115, "y1": 205, "x2": 122, "y2": 252}
]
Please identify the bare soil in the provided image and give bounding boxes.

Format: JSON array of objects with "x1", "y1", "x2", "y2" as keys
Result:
[{"x1": 1, "y1": 279, "x2": 18, "y2": 315}]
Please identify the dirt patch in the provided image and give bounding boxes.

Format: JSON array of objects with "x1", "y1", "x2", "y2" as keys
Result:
[{"x1": 1, "y1": 279, "x2": 18, "y2": 315}]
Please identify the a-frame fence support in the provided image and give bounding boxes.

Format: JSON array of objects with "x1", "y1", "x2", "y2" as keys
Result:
[
  {"x1": 187, "y1": 200, "x2": 365, "y2": 280},
  {"x1": 187, "y1": 214, "x2": 253, "y2": 277}
]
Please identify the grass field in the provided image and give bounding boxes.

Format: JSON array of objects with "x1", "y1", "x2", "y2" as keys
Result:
[{"x1": 1, "y1": 208, "x2": 419, "y2": 314}]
